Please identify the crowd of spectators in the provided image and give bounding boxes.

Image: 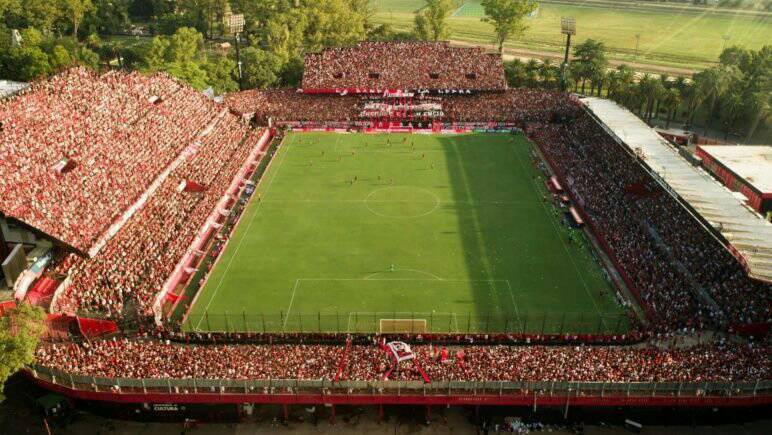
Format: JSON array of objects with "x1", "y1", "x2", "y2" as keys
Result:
[
  {"x1": 35, "y1": 337, "x2": 770, "y2": 383},
  {"x1": 48, "y1": 98, "x2": 264, "y2": 317},
  {"x1": 528, "y1": 112, "x2": 771, "y2": 330},
  {"x1": 225, "y1": 89, "x2": 575, "y2": 126},
  {"x1": 302, "y1": 42, "x2": 506, "y2": 91},
  {"x1": 226, "y1": 89, "x2": 360, "y2": 123},
  {"x1": 0, "y1": 67, "x2": 222, "y2": 252},
  {"x1": 6, "y1": 68, "x2": 272, "y2": 318}
]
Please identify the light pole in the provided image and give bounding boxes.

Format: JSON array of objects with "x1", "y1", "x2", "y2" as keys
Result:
[
  {"x1": 634, "y1": 34, "x2": 641, "y2": 57},
  {"x1": 722, "y1": 34, "x2": 731, "y2": 51},
  {"x1": 560, "y1": 17, "x2": 576, "y2": 92},
  {"x1": 225, "y1": 13, "x2": 246, "y2": 90}
]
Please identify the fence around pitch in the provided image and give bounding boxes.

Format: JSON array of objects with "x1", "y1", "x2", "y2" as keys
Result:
[
  {"x1": 29, "y1": 365, "x2": 771, "y2": 401},
  {"x1": 180, "y1": 311, "x2": 631, "y2": 335}
]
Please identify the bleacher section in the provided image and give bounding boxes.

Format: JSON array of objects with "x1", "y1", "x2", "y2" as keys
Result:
[
  {"x1": 0, "y1": 68, "x2": 224, "y2": 255},
  {"x1": 302, "y1": 42, "x2": 506, "y2": 92},
  {"x1": 0, "y1": 68, "x2": 266, "y2": 319}
]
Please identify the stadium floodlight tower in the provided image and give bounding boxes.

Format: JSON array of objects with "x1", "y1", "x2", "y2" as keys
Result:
[
  {"x1": 560, "y1": 17, "x2": 576, "y2": 92},
  {"x1": 225, "y1": 13, "x2": 246, "y2": 90}
]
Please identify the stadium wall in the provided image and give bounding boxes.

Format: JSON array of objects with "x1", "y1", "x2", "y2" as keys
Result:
[{"x1": 25, "y1": 367, "x2": 772, "y2": 408}]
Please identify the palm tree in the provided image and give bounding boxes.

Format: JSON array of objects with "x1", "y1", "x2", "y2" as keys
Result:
[
  {"x1": 504, "y1": 59, "x2": 528, "y2": 87},
  {"x1": 637, "y1": 74, "x2": 654, "y2": 120},
  {"x1": 694, "y1": 65, "x2": 740, "y2": 131},
  {"x1": 525, "y1": 59, "x2": 540, "y2": 88},
  {"x1": 654, "y1": 74, "x2": 671, "y2": 119},
  {"x1": 662, "y1": 87, "x2": 682, "y2": 129},
  {"x1": 573, "y1": 39, "x2": 608, "y2": 95},
  {"x1": 539, "y1": 59, "x2": 557, "y2": 89},
  {"x1": 610, "y1": 65, "x2": 635, "y2": 105},
  {"x1": 591, "y1": 68, "x2": 607, "y2": 96},
  {"x1": 719, "y1": 90, "x2": 744, "y2": 139},
  {"x1": 743, "y1": 91, "x2": 771, "y2": 142}
]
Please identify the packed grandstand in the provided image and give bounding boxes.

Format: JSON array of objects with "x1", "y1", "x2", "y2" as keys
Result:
[{"x1": 0, "y1": 42, "x2": 770, "y2": 403}]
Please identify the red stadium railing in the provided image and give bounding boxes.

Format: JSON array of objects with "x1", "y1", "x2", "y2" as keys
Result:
[{"x1": 26, "y1": 365, "x2": 772, "y2": 407}]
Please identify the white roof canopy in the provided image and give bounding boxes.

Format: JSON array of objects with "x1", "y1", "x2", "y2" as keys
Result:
[
  {"x1": 582, "y1": 97, "x2": 772, "y2": 283},
  {"x1": 0, "y1": 80, "x2": 29, "y2": 99},
  {"x1": 698, "y1": 145, "x2": 772, "y2": 194}
]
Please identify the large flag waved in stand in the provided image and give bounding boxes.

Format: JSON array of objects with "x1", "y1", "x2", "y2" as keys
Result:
[{"x1": 381, "y1": 341, "x2": 431, "y2": 383}]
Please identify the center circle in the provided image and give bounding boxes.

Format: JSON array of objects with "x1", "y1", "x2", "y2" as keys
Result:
[{"x1": 364, "y1": 186, "x2": 440, "y2": 218}]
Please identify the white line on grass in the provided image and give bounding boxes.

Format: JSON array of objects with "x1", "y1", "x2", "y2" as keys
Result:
[
  {"x1": 510, "y1": 142, "x2": 607, "y2": 329},
  {"x1": 298, "y1": 278, "x2": 510, "y2": 282},
  {"x1": 451, "y1": 2, "x2": 468, "y2": 17},
  {"x1": 194, "y1": 135, "x2": 295, "y2": 330},
  {"x1": 502, "y1": 279, "x2": 521, "y2": 326},
  {"x1": 261, "y1": 199, "x2": 534, "y2": 206},
  {"x1": 364, "y1": 268, "x2": 442, "y2": 280},
  {"x1": 282, "y1": 279, "x2": 301, "y2": 330}
]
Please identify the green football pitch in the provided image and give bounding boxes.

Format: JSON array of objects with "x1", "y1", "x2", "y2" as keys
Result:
[{"x1": 183, "y1": 132, "x2": 628, "y2": 334}]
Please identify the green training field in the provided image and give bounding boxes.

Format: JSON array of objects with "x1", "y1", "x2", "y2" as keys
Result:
[
  {"x1": 184, "y1": 132, "x2": 627, "y2": 334},
  {"x1": 452, "y1": 0, "x2": 486, "y2": 18},
  {"x1": 371, "y1": 0, "x2": 771, "y2": 71}
]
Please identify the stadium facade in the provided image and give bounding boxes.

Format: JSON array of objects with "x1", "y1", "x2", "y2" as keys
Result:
[{"x1": 1, "y1": 42, "x2": 770, "y2": 420}]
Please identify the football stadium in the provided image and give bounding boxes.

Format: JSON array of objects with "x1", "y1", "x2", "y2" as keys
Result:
[{"x1": 0, "y1": 33, "x2": 770, "y2": 428}]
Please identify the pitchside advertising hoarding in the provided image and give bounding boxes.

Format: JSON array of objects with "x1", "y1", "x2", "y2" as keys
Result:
[{"x1": 301, "y1": 88, "x2": 476, "y2": 96}]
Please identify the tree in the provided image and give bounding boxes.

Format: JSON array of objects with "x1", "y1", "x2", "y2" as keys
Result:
[
  {"x1": 481, "y1": 0, "x2": 537, "y2": 54},
  {"x1": 240, "y1": 47, "x2": 281, "y2": 89},
  {"x1": 573, "y1": 39, "x2": 608, "y2": 95},
  {"x1": 524, "y1": 58, "x2": 539, "y2": 87},
  {"x1": 64, "y1": 0, "x2": 94, "y2": 38},
  {"x1": 661, "y1": 87, "x2": 682, "y2": 129},
  {"x1": 144, "y1": 36, "x2": 170, "y2": 70},
  {"x1": 744, "y1": 91, "x2": 770, "y2": 141},
  {"x1": 168, "y1": 27, "x2": 204, "y2": 63},
  {"x1": 0, "y1": 0, "x2": 21, "y2": 17},
  {"x1": 85, "y1": 0, "x2": 131, "y2": 34},
  {"x1": 414, "y1": 0, "x2": 453, "y2": 41},
  {"x1": 504, "y1": 59, "x2": 528, "y2": 87},
  {"x1": 693, "y1": 65, "x2": 740, "y2": 129},
  {"x1": 9, "y1": 46, "x2": 52, "y2": 80},
  {"x1": 719, "y1": 90, "x2": 744, "y2": 139},
  {"x1": 50, "y1": 45, "x2": 73, "y2": 69},
  {"x1": 305, "y1": 0, "x2": 367, "y2": 50},
  {"x1": 0, "y1": 304, "x2": 46, "y2": 399},
  {"x1": 22, "y1": 0, "x2": 63, "y2": 34},
  {"x1": 164, "y1": 61, "x2": 209, "y2": 89},
  {"x1": 202, "y1": 54, "x2": 238, "y2": 94},
  {"x1": 350, "y1": 0, "x2": 375, "y2": 34},
  {"x1": 539, "y1": 58, "x2": 558, "y2": 89},
  {"x1": 77, "y1": 46, "x2": 100, "y2": 69}
]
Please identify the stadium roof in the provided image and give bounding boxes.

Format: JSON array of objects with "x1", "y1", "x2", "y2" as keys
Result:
[
  {"x1": 698, "y1": 145, "x2": 772, "y2": 194},
  {"x1": 0, "y1": 80, "x2": 28, "y2": 99},
  {"x1": 581, "y1": 97, "x2": 772, "y2": 284}
]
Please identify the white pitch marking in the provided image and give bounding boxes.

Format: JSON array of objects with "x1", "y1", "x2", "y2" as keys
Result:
[{"x1": 194, "y1": 135, "x2": 294, "y2": 329}]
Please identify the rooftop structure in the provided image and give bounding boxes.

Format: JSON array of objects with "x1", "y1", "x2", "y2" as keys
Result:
[
  {"x1": 0, "y1": 80, "x2": 28, "y2": 99},
  {"x1": 581, "y1": 97, "x2": 772, "y2": 284},
  {"x1": 695, "y1": 145, "x2": 772, "y2": 215}
]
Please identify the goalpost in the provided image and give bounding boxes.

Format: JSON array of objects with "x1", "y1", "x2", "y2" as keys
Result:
[{"x1": 379, "y1": 318, "x2": 427, "y2": 334}]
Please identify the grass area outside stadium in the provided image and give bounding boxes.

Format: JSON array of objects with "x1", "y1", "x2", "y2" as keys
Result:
[
  {"x1": 182, "y1": 132, "x2": 629, "y2": 334},
  {"x1": 370, "y1": 0, "x2": 771, "y2": 71}
]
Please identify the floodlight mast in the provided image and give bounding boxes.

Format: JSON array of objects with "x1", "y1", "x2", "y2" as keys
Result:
[
  {"x1": 225, "y1": 13, "x2": 246, "y2": 90},
  {"x1": 560, "y1": 17, "x2": 576, "y2": 92}
]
